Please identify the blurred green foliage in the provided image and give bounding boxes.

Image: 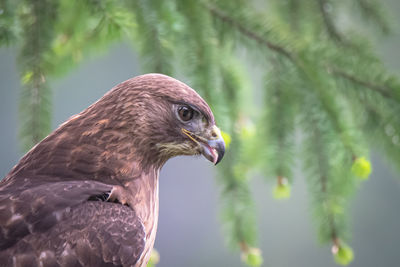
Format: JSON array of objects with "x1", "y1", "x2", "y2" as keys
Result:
[{"x1": 1, "y1": 0, "x2": 399, "y2": 266}]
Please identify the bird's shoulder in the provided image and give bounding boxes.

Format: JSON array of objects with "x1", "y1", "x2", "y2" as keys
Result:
[
  {"x1": 0, "y1": 177, "x2": 145, "y2": 249},
  {"x1": 0, "y1": 200, "x2": 146, "y2": 266},
  {"x1": 0, "y1": 177, "x2": 111, "y2": 248},
  {"x1": 0, "y1": 176, "x2": 145, "y2": 267}
]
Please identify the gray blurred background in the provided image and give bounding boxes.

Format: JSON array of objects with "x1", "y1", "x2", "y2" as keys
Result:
[{"x1": 1, "y1": 1, "x2": 400, "y2": 266}]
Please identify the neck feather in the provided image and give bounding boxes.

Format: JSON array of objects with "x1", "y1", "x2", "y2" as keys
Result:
[{"x1": 6, "y1": 113, "x2": 163, "y2": 184}]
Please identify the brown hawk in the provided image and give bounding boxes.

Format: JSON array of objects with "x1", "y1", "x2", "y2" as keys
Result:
[{"x1": 0, "y1": 74, "x2": 225, "y2": 267}]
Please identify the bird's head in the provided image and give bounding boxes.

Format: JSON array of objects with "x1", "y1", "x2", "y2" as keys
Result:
[
  {"x1": 94, "y1": 74, "x2": 225, "y2": 169},
  {"x1": 7, "y1": 74, "x2": 225, "y2": 182}
]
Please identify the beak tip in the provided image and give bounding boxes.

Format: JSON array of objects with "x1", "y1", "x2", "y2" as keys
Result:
[
  {"x1": 215, "y1": 148, "x2": 225, "y2": 165},
  {"x1": 199, "y1": 137, "x2": 225, "y2": 165},
  {"x1": 213, "y1": 139, "x2": 225, "y2": 165}
]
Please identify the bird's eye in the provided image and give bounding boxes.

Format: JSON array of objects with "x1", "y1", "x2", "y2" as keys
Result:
[{"x1": 178, "y1": 106, "x2": 194, "y2": 122}]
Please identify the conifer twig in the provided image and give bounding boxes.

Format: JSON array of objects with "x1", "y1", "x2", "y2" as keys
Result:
[
  {"x1": 18, "y1": 0, "x2": 54, "y2": 149},
  {"x1": 327, "y1": 66, "x2": 395, "y2": 100},
  {"x1": 356, "y1": 0, "x2": 390, "y2": 34},
  {"x1": 28, "y1": 3, "x2": 43, "y2": 144},
  {"x1": 312, "y1": 120, "x2": 339, "y2": 244},
  {"x1": 317, "y1": 0, "x2": 343, "y2": 43},
  {"x1": 132, "y1": 0, "x2": 171, "y2": 75},
  {"x1": 288, "y1": 0, "x2": 300, "y2": 31},
  {"x1": 205, "y1": 4, "x2": 294, "y2": 62}
]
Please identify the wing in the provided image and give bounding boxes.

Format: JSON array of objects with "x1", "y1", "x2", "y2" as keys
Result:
[
  {"x1": 0, "y1": 201, "x2": 145, "y2": 267},
  {"x1": 0, "y1": 179, "x2": 113, "y2": 250},
  {"x1": 0, "y1": 178, "x2": 146, "y2": 266}
]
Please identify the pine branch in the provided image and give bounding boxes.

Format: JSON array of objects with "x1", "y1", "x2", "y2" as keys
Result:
[
  {"x1": 215, "y1": 51, "x2": 261, "y2": 265},
  {"x1": 217, "y1": 46, "x2": 245, "y2": 130},
  {"x1": 316, "y1": 148, "x2": 338, "y2": 243},
  {"x1": 328, "y1": 65, "x2": 397, "y2": 101},
  {"x1": 0, "y1": 0, "x2": 18, "y2": 46},
  {"x1": 317, "y1": 0, "x2": 343, "y2": 43},
  {"x1": 296, "y1": 59, "x2": 359, "y2": 159},
  {"x1": 129, "y1": 0, "x2": 174, "y2": 75},
  {"x1": 217, "y1": 113, "x2": 258, "y2": 252},
  {"x1": 17, "y1": 0, "x2": 58, "y2": 151},
  {"x1": 218, "y1": 137, "x2": 257, "y2": 250},
  {"x1": 84, "y1": 0, "x2": 134, "y2": 39},
  {"x1": 303, "y1": 113, "x2": 352, "y2": 246},
  {"x1": 355, "y1": 0, "x2": 390, "y2": 34},
  {"x1": 262, "y1": 58, "x2": 296, "y2": 182},
  {"x1": 288, "y1": 0, "x2": 300, "y2": 31},
  {"x1": 205, "y1": 4, "x2": 294, "y2": 62},
  {"x1": 313, "y1": 122, "x2": 338, "y2": 241},
  {"x1": 362, "y1": 100, "x2": 400, "y2": 173},
  {"x1": 48, "y1": 0, "x2": 136, "y2": 77},
  {"x1": 176, "y1": 0, "x2": 220, "y2": 108}
]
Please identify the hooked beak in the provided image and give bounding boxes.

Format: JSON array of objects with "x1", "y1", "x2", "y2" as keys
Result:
[{"x1": 182, "y1": 126, "x2": 225, "y2": 165}]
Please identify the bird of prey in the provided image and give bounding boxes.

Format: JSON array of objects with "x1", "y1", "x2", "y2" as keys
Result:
[{"x1": 0, "y1": 74, "x2": 225, "y2": 267}]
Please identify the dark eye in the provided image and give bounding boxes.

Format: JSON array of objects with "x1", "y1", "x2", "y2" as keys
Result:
[{"x1": 178, "y1": 106, "x2": 194, "y2": 122}]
